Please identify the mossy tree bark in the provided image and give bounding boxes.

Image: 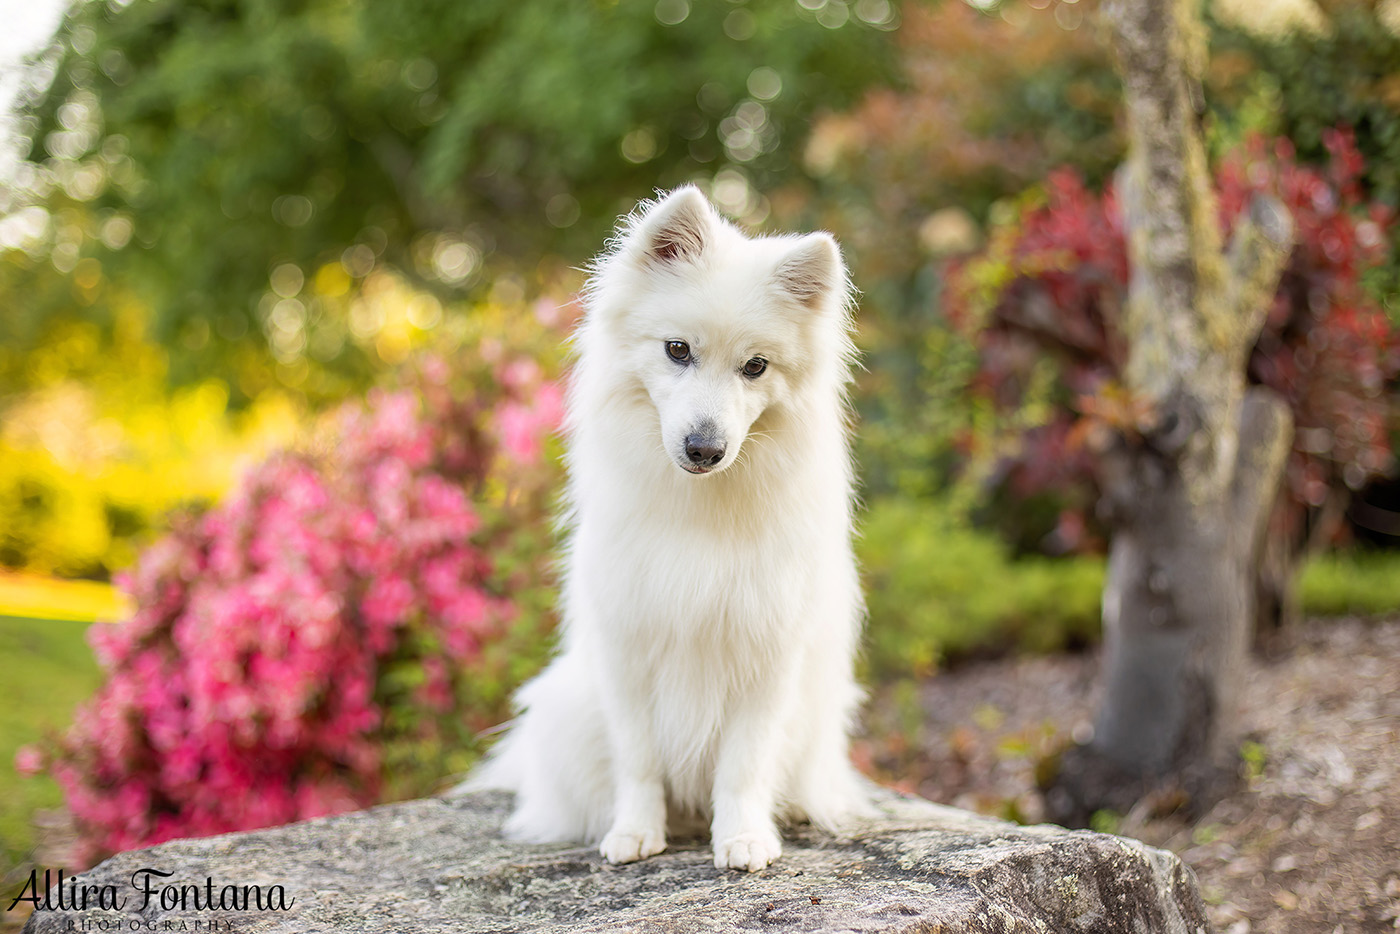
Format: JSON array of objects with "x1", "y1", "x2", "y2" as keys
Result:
[{"x1": 1046, "y1": 0, "x2": 1295, "y2": 823}]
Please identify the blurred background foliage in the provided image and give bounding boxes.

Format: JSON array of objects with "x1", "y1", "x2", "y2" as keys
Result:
[
  {"x1": 5, "y1": 0, "x2": 898, "y2": 401},
  {"x1": 2, "y1": 0, "x2": 1399, "y2": 880}
]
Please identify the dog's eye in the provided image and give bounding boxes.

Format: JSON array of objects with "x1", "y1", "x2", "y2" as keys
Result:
[
  {"x1": 665, "y1": 340, "x2": 691, "y2": 364},
  {"x1": 742, "y1": 357, "x2": 768, "y2": 379}
]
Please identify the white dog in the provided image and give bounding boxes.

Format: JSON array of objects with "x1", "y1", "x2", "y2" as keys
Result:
[{"x1": 470, "y1": 186, "x2": 869, "y2": 872}]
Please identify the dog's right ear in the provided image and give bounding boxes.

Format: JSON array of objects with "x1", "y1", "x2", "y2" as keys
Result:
[{"x1": 629, "y1": 186, "x2": 714, "y2": 267}]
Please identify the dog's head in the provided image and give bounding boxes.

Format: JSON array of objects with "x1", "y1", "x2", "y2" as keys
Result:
[{"x1": 588, "y1": 186, "x2": 851, "y2": 477}]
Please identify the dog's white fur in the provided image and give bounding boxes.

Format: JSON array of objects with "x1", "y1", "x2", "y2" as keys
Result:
[{"x1": 469, "y1": 186, "x2": 868, "y2": 872}]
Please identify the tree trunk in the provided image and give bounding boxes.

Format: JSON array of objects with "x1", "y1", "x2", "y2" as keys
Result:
[
  {"x1": 1044, "y1": 0, "x2": 1294, "y2": 825},
  {"x1": 1255, "y1": 486, "x2": 1347, "y2": 650},
  {"x1": 1253, "y1": 507, "x2": 1301, "y2": 653}
]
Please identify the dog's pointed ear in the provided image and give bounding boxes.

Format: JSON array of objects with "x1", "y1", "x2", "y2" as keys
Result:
[
  {"x1": 631, "y1": 186, "x2": 714, "y2": 267},
  {"x1": 774, "y1": 233, "x2": 844, "y2": 310}
]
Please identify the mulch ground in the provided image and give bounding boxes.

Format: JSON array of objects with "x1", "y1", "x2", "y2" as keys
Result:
[{"x1": 859, "y1": 616, "x2": 1400, "y2": 933}]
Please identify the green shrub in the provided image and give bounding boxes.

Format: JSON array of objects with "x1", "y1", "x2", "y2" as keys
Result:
[
  {"x1": 857, "y1": 498, "x2": 1103, "y2": 679},
  {"x1": 859, "y1": 499, "x2": 1400, "y2": 683}
]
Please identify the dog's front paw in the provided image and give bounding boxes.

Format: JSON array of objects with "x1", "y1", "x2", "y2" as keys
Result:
[
  {"x1": 599, "y1": 826, "x2": 667, "y2": 865},
  {"x1": 713, "y1": 829, "x2": 782, "y2": 872}
]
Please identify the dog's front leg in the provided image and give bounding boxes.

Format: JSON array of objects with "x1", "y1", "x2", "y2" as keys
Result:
[
  {"x1": 596, "y1": 660, "x2": 667, "y2": 864},
  {"x1": 710, "y1": 667, "x2": 797, "y2": 872}
]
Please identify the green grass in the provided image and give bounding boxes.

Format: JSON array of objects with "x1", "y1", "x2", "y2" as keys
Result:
[
  {"x1": 0, "y1": 615, "x2": 101, "y2": 879},
  {"x1": 1299, "y1": 550, "x2": 1400, "y2": 617}
]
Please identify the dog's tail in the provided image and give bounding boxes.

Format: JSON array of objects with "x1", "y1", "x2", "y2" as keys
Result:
[{"x1": 453, "y1": 721, "x2": 523, "y2": 795}]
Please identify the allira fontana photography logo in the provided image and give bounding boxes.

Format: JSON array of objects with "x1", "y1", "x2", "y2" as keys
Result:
[{"x1": 7, "y1": 868, "x2": 295, "y2": 916}]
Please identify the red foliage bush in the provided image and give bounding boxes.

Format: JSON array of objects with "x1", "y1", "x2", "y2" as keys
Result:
[
  {"x1": 32, "y1": 350, "x2": 563, "y2": 865},
  {"x1": 948, "y1": 130, "x2": 1398, "y2": 554}
]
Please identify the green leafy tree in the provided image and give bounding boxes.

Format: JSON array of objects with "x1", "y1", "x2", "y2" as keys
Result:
[{"x1": 10, "y1": 0, "x2": 898, "y2": 399}]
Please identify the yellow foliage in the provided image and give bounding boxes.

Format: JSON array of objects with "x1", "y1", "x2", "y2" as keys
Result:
[
  {"x1": 0, "y1": 269, "x2": 574, "y2": 584},
  {"x1": 0, "y1": 348, "x2": 303, "y2": 578},
  {"x1": 0, "y1": 572, "x2": 131, "y2": 622}
]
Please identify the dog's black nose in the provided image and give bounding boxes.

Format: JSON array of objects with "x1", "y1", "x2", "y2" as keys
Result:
[{"x1": 685, "y1": 434, "x2": 726, "y2": 468}]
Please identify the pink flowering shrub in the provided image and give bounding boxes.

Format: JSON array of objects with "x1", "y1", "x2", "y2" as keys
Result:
[{"x1": 45, "y1": 349, "x2": 565, "y2": 866}]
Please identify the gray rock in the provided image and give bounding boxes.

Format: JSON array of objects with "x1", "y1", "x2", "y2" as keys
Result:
[{"x1": 20, "y1": 788, "x2": 1211, "y2": 933}]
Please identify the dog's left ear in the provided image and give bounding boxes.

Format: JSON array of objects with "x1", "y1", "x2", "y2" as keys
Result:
[
  {"x1": 631, "y1": 186, "x2": 715, "y2": 267},
  {"x1": 774, "y1": 233, "x2": 844, "y2": 310}
]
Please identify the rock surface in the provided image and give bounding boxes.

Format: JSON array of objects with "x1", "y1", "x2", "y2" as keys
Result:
[{"x1": 21, "y1": 788, "x2": 1211, "y2": 933}]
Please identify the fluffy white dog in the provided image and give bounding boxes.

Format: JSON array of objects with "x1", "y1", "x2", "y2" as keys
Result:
[{"x1": 471, "y1": 186, "x2": 868, "y2": 872}]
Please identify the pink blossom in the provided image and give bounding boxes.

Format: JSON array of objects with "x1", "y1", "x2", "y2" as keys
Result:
[
  {"x1": 495, "y1": 382, "x2": 563, "y2": 466},
  {"x1": 14, "y1": 745, "x2": 43, "y2": 777},
  {"x1": 35, "y1": 343, "x2": 564, "y2": 867},
  {"x1": 501, "y1": 357, "x2": 542, "y2": 390},
  {"x1": 361, "y1": 575, "x2": 416, "y2": 629}
]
